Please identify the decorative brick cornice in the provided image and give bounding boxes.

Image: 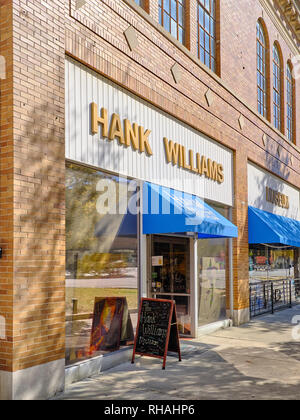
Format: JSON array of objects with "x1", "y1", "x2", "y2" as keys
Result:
[{"x1": 276, "y1": 0, "x2": 300, "y2": 39}]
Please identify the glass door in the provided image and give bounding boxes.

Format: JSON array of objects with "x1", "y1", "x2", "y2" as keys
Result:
[{"x1": 150, "y1": 235, "x2": 191, "y2": 336}]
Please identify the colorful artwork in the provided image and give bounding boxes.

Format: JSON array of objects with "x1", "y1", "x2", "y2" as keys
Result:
[{"x1": 90, "y1": 297, "x2": 127, "y2": 352}]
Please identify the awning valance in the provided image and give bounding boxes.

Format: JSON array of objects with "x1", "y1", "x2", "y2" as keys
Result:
[
  {"x1": 142, "y1": 182, "x2": 238, "y2": 239},
  {"x1": 248, "y1": 206, "x2": 300, "y2": 247}
]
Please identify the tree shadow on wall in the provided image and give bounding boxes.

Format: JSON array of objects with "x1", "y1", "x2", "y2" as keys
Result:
[{"x1": 12, "y1": 102, "x2": 66, "y2": 379}]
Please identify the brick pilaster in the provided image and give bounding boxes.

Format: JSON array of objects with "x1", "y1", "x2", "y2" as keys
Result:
[
  {"x1": 0, "y1": 0, "x2": 65, "y2": 399},
  {"x1": 188, "y1": 0, "x2": 198, "y2": 56},
  {"x1": 12, "y1": 0, "x2": 65, "y2": 372},
  {"x1": 232, "y1": 150, "x2": 250, "y2": 324},
  {"x1": 0, "y1": 0, "x2": 14, "y2": 375},
  {"x1": 148, "y1": 0, "x2": 159, "y2": 22}
]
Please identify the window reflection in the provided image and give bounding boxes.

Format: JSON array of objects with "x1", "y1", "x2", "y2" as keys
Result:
[
  {"x1": 273, "y1": 44, "x2": 282, "y2": 131},
  {"x1": 249, "y1": 244, "x2": 297, "y2": 284},
  {"x1": 198, "y1": 204, "x2": 229, "y2": 326},
  {"x1": 257, "y1": 21, "x2": 268, "y2": 118},
  {"x1": 134, "y1": 0, "x2": 144, "y2": 8},
  {"x1": 197, "y1": 0, "x2": 217, "y2": 72},
  {"x1": 198, "y1": 238, "x2": 227, "y2": 326},
  {"x1": 159, "y1": 0, "x2": 186, "y2": 45},
  {"x1": 65, "y1": 163, "x2": 138, "y2": 365},
  {"x1": 286, "y1": 63, "x2": 294, "y2": 142}
]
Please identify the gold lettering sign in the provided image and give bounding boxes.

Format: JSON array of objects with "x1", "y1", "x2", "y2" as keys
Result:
[
  {"x1": 91, "y1": 103, "x2": 153, "y2": 156},
  {"x1": 266, "y1": 186, "x2": 289, "y2": 209},
  {"x1": 163, "y1": 137, "x2": 224, "y2": 184},
  {"x1": 91, "y1": 103, "x2": 225, "y2": 184}
]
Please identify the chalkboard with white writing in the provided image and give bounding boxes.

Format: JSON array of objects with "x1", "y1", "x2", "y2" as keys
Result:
[{"x1": 131, "y1": 298, "x2": 181, "y2": 369}]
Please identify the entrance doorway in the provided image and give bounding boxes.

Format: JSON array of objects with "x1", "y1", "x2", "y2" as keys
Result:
[{"x1": 149, "y1": 235, "x2": 191, "y2": 336}]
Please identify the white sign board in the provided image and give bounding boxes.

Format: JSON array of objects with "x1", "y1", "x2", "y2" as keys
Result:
[
  {"x1": 248, "y1": 163, "x2": 300, "y2": 220},
  {"x1": 65, "y1": 58, "x2": 234, "y2": 207}
]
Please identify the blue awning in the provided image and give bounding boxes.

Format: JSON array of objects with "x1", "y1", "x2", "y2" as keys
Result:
[
  {"x1": 248, "y1": 206, "x2": 300, "y2": 247},
  {"x1": 142, "y1": 182, "x2": 238, "y2": 238}
]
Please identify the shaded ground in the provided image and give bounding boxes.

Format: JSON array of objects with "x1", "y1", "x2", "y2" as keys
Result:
[{"x1": 55, "y1": 305, "x2": 300, "y2": 400}]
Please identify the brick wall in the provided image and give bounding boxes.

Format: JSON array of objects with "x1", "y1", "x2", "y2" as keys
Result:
[
  {"x1": 65, "y1": 0, "x2": 299, "y2": 315},
  {"x1": 232, "y1": 149, "x2": 250, "y2": 312},
  {"x1": 66, "y1": 0, "x2": 299, "y2": 179},
  {"x1": 221, "y1": 0, "x2": 299, "y2": 139},
  {"x1": 0, "y1": 0, "x2": 65, "y2": 374},
  {"x1": 0, "y1": 0, "x2": 299, "y2": 380},
  {"x1": 12, "y1": 0, "x2": 65, "y2": 372},
  {"x1": 0, "y1": 0, "x2": 14, "y2": 373}
]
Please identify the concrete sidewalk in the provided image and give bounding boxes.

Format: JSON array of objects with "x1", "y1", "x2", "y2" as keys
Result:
[{"x1": 55, "y1": 305, "x2": 300, "y2": 400}]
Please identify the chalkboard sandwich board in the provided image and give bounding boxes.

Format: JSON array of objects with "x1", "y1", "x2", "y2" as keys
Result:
[{"x1": 131, "y1": 298, "x2": 181, "y2": 370}]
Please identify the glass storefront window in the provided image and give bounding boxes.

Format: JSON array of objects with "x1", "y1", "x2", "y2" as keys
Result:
[
  {"x1": 198, "y1": 237, "x2": 228, "y2": 326},
  {"x1": 65, "y1": 163, "x2": 138, "y2": 365},
  {"x1": 198, "y1": 203, "x2": 229, "y2": 326},
  {"x1": 249, "y1": 244, "x2": 297, "y2": 284}
]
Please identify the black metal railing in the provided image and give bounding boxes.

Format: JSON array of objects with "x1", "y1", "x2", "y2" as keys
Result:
[{"x1": 249, "y1": 279, "x2": 296, "y2": 318}]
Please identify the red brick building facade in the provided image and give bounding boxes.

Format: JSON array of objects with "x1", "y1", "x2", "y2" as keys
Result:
[{"x1": 0, "y1": 0, "x2": 299, "y2": 400}]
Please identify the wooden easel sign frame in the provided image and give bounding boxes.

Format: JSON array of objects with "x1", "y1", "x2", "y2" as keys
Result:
[{"x1": 131, "y1": 298, "x2": 182, "y2": 370}]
